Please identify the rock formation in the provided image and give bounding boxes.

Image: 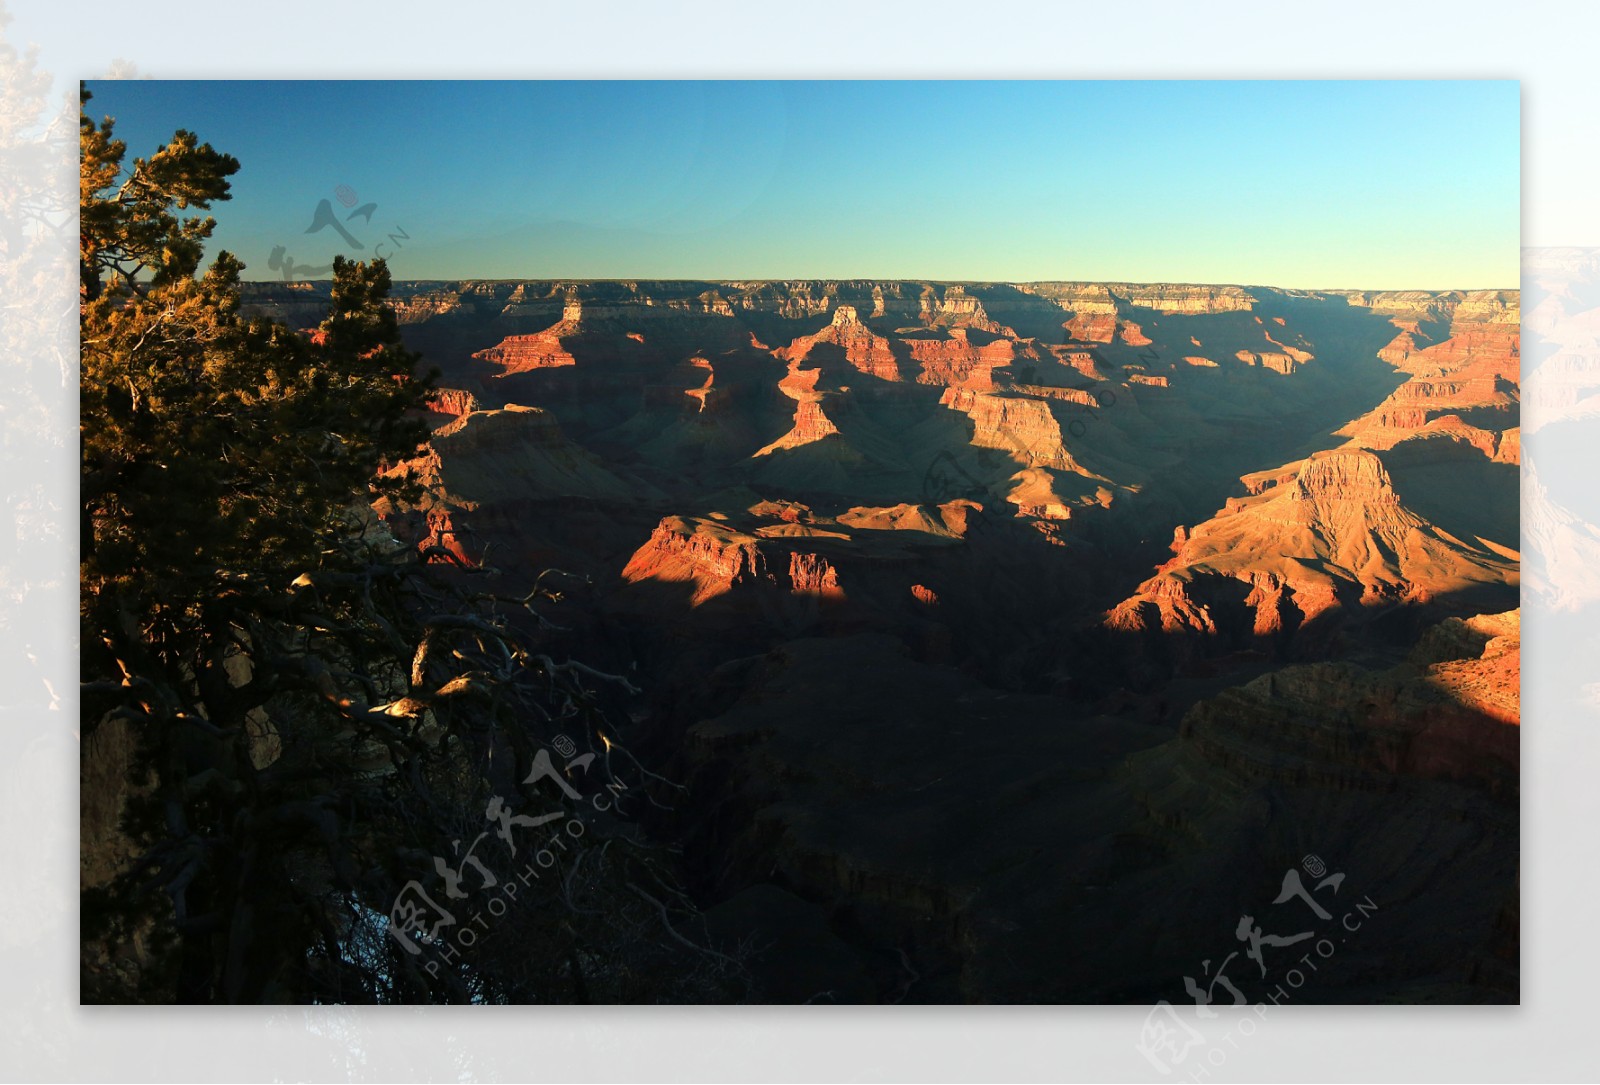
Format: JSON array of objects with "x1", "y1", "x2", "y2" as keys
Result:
[
  {"x1": 777, "y1": 304, "x2": 901, "y2": 382},
  {"x1": 470, "y1": 328, "x2": 578, "y2": 375},
  {"x1": 1107, "y1": 447, "x2": 1517, "y2": 658}
]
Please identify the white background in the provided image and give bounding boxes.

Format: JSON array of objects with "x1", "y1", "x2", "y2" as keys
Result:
[{"x1": 4, "y1": 1, "x2": 1595, "y2": 1080}]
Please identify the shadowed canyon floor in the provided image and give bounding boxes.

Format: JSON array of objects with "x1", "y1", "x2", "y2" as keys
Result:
[{"x1": 246, "y1": 278, "x2": 1521, "y2": 1003}]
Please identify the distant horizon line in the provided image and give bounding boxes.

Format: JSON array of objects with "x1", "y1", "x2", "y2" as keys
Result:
[{"x1": 238, "y1": 275, "x2": 1521, "y2": 294}]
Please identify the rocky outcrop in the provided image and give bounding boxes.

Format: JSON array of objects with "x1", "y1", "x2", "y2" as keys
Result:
[
  {"x1": 1107, "y1": 448, "x2": 1517, "y2": 656},
  {"x1": 1334, "y1": 289, "x2": 1458, "y2": 323},
  {"x1": 1050, "y1": 346, "x2": 1110, "y2": 380},
  {"x1": 1117, "y1": 284, "x2": 1255, "y2": 313},
  {"x1": 1024, "y1": 281, "x2": 1255, "y2": 315},
  {"x1": 1116, "y1": 320, "x2": 1152, "y2": 346},
  {"x1": 756, "y1": 364, "x2": 847, "y2": 456},
  {"x1": 835, "y1": 502, "x2": 973, "y2": 538},
  {"x1": 1011, "y1": 384, "x2": 1102, "y2": 409},
  {"x1": 1493, "y1": 426, "x2": 1520, "y2": 464},
  {"x1": 471, "y1": 328, "x2": 577, "y2": 374},
  {"x1": 1453, "y1": 290, "x2": 1521, "y2": 325},
  {"x1": 425, "y1": 387, "x2": 480, "y2": 418},
  {"x1": 1064, "y1": 312, "x2": 1117, "y2": 343},
  {"x1": 1005, "y1": 466, "x2": 1076, "y2": 520},
  {"x1": 682, "y1": 355, "x2": 717, "y2": 413},
  {"x1": 788, "y1": 551, "x2": 843, "y2": 596},
  {"x1": 1182, "y1": 609, "x2": 1518, "y2": 794},
  {"x1": 777, "y1": 305, "x2": 901, "y2": 382},
  {"x1": 921, "y1": 285, "x2": 1007, "y2": 334},
  {"x1": 1339, "y1": 301, "x2": 1519, "y2": 453},
  {"x1": 622, "y1": 516, "x2": 773, "y2": 604},
  {"x1": 1233, "y1": 349, "x2": 1301, "y2": 375},
  {"x1": 621, "y1": 516, "x2": 847, "y2": 606},
  {"x1": 389, "y1": 289, "x2": 465, "y2": 323},
  {"x1": 1029, "y1": 285, "x2": 1117, "y2": 344},
  {"x1": 939, "y1": 388, "x2": 1098, "y2": 475},
  {"x1": 903, "y1": 329, "x2": 1017, "y2": 388}
]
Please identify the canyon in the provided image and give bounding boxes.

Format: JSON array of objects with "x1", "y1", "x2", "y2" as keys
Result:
[{"x1": 243, "y1": 277, "x2": 1521, "y2": 1003}]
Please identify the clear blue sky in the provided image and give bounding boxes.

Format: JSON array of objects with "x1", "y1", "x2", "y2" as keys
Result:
[{"x1": 81, "y1": 80, "x2": 1519, "y2": 289}]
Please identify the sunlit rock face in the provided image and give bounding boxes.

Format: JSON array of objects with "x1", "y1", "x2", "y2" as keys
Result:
[
  {"x1": 470, "y1": 329, "x2": 577, "y2": 374},
  {"x1": 239, "y1": 276, "x2": 1520, "y2": 1003},
  {"x1": 775, "y1": 304, "x2": 902, "y2": 383}
]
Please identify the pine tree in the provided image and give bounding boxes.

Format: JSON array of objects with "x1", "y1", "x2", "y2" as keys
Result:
[
  {"x1": 80, "y1": 85, "x2": 437, "y2": 1001},
  {"x1": 80, "y1": 89, "x2": 743, "y2": 1005}
]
